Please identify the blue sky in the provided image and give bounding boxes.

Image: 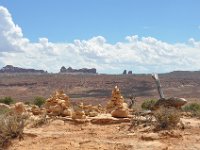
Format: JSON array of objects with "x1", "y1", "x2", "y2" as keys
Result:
[
  {"x1": 1, "y1": 0, "x2": 200, "y2": 44},
  {"x1": 0, "y1": 1, "x2": 200, "y2": 73}
]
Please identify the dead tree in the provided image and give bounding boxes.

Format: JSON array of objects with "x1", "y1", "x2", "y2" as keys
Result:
[{"x1": 152, "y1": 74, "x2": 187, "y2": 109}]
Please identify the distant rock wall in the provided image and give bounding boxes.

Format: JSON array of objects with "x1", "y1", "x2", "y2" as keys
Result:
[
  {"x1": 0, "y1": 65, "x2": 46, "y2": 73},
  {"x1": 60, "y1": 66, "x2": 97, "y2": 74}
]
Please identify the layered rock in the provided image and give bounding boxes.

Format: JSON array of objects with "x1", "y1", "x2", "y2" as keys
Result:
[
  {"x1": 106, "y1": 86, "x2": 129, "y2": 118},
  {"x1": 44, "y1": 90, "x2": 72, "y2": 117}
]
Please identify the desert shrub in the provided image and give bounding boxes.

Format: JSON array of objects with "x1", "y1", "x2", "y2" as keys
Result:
[
  {"x1": 33, "y1": 97, "x2": 45, "y2": 107},
  {"x1": 31, "y1": 115, "x2": 49, "y2": 128},
  {"x1": 141, "y1": 99, "x2": 157, "y2": 110},
  {"x1": 0, "y1": 97, "x2": 15, "y2": 105},
  {"x1": 0, "y1": 114, "x2": 25, "y2": 149},
  {"x1": 24, "y1": 101, "x2": 31, "y2": 105},
  {"x1": 0, "y1": 107, "x2": 10, "y2": 115},
  {"x1": 183, "y1": 103, "x2": 200, "y2": 116},
  {"x1": 154, "y1": 107, "x2": 181, "y2": 130}
]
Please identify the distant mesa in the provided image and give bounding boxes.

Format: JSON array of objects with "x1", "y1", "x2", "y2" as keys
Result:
[
  {"x1": 122, "y1": 70, "x2": 132, "y2": 75},
  {"x1": 0, "y1": 65, "x2": 47, "y2": 73},
  {"x1": 60, "y1": 66, "x2": 97, "y2": 74},
  {"x1": 123, "y1": 70, "x2": 127, "y2": 75},
  {"x1": 128, "y1": 71, "x2": 132, "y2": 74}
]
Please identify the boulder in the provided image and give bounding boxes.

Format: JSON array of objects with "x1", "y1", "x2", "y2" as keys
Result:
[{"x1": 111, "y1": 107, "x2": 129, "y2": 118}]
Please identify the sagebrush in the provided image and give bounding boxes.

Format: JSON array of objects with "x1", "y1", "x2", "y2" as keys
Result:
[
  {"x1": 141, "y1": 99, "x2": 157, "y2": 110},
  {"x1": 183, "y1": 103, "x2": 200, "y2": 117},
  {"x1": 33, "y1": 96, "x2": 45, "y2": 107},
  {"x1": 0, "y1": 114, "x2": 25, "y2": 149},
  {"x1": 0, "y1": 97, "x2": 15, "y2": 105},
  {"x1": 154, "y1": 107, "x2": 181, "y2": 130}
]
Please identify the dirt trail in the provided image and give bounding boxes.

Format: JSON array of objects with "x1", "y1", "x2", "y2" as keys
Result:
[{"x1": 9, "y1": 117, "x2": 200, "y2": 150}]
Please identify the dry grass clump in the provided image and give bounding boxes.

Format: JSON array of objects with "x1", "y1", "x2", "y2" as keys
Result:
[
  {"x1": 0, "y1": 114, "x2": 25, "y2": 149},
  {"x1": 31, "y1": 114, "x2": 49, "y2": 128},
  {"x1": 154, "y1": 107, "x2": 181, "y2": 130}
]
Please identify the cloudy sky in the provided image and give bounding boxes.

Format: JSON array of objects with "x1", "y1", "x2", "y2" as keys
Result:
[{"x1": 0, "y1": 0, "x2": 200, "y2": 73}]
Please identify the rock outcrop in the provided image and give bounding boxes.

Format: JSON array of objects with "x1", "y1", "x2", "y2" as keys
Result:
[
  {"x1": 44, "y1": 90, "x2": 72, "y2": 117},
  {"x1": 11, "y1": 102, "x2": 26, "y2": 115},
  {"x1": 31, "y1": 105, "x2": 43, "y2": 115},
  {"x1": 60, "y1": 66, "x2": 97, "y2": 74},
  {"x1": 0, "y1": 65, "x2": 47, "y2": 73},
  {"x1": 106, "y1": 86, "x2": 129, "y2": 118}
]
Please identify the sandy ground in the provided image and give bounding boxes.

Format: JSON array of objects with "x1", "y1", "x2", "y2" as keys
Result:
[{"x1": 9, "y1": 117, "x2": 200, "y2": 150}]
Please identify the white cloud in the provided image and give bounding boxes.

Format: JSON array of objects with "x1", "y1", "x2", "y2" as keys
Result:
[{"x1": 0, "y1": 6, "x2": 200, "y2": 74}]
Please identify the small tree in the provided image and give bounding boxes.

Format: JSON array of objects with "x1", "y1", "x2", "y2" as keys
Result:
[
  {"x1": 0, "y1": 97, "x2": 15, "y2": 105},
  {"x1": 33, "y1": 97, "x2": 45, "y2": 107},
  {"x1": 141, "y1": 99, "x2": 157, "y2": 110}
]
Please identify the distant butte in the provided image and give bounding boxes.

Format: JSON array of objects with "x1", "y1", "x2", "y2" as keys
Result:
[
  {"x1": 60, "y1": 66, "x2": 97, "y2": 74},
  {"x1": 0, "y1": 65, "x2": 47, "y2": 73}
]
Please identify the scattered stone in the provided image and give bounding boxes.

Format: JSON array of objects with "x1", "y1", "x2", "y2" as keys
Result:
[
  {"x1": 44, "y1": 90, "x2": 72, "y2": 117},
  {"x1": 72, "y1": 110, "x2": 86, "y2": 120}
]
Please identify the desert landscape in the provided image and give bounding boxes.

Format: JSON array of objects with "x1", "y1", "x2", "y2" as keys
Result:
[
  {"x1": 1, "y1": 1, "x2": 200, "y2": 149},
  {"x1": 0, "y1": 72, "x2": 200, "y2": 150}
]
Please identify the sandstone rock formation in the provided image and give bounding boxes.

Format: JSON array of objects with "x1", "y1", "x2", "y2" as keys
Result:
[
  {"x1": 44, "y1": 90, "x2": 72, "y2": 117},
  {"x1": 128, "y1": 71, "x2": 133, "y2": 74},
  {"x1": 31, "y1": 105, "x2": 42, "y2": 115},
  {"x1": 106, "y1": 86, "x2": 129, "y2": 118},
  {"x1": 11, "y1": 102, "x2": 26, "y2": 115},
  {"x1": 0, "y1": 65, "x2": 47, "y2": 73},
  {"x1": 72, "y1": 110, "x2": 86, "y2": 119},
  {"x1": 72, "y1": 103, "x2": 86, "y2": 119},
  {"x1": 60, "y1": 66, "x2": 97, "y2": 74}
]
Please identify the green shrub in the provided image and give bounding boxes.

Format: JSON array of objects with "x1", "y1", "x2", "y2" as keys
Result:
[
  {"x1": 33, "y1": 97, "x2": 45, "y2": 107},
  {"x1": 0, "y1": 97, "x2": 15, "y2": 105},
  {"x1": 141, "y1": 99, "x2": 157, "y2": 110},
  {"x1": 24, "y1": 101, "x2": 31, "y2": 105},
  {"x1": 183, "y1": 103, "x2": 200, "y2": 116},
  {"x1": 154, "y1": 107, "x2": 181, "y2": 130}
]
